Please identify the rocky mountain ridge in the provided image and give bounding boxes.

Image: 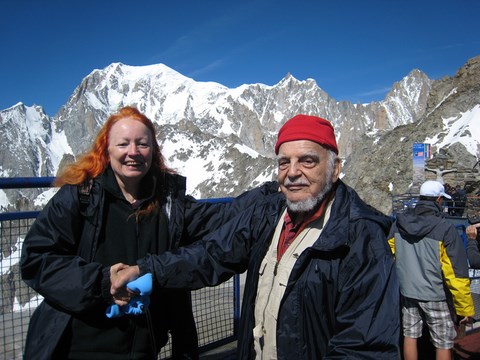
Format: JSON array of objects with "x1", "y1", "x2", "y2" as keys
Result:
[{"x1": 343, "y1": 56, "x2": 480, "y2": 213}]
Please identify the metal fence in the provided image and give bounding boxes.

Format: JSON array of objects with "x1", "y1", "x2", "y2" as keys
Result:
[
  {"x1": 0, "y1": 178, "x2": 239, "y2": 360},
  {"x1": 391, "y1": 192, "x2": 480, "y2": 222}
]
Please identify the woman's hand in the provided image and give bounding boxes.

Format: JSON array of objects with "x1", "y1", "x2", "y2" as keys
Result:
[{"x1": 110, "y1": 263, "x2": 141, "y2": 305}]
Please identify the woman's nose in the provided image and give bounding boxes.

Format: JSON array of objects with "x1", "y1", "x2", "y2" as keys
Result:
[{"x1": 127, "y1": 143, "x2": 139, "y2": 155}]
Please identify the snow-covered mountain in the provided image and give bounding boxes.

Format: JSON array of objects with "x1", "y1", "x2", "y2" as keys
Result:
[{"x1": 1, "y1": 56, "x2": 479, "y2": 215}]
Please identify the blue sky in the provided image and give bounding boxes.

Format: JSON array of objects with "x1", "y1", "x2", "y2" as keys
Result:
[{"x1": 1, "y1": 0, "x2": 479, "y2": 116}]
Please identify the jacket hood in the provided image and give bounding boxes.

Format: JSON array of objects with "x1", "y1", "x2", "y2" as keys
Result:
[
  {"x1": 395, "y1": 200, "x2": 444, "y2": 239},
  {"x1": 310, "y1": 180, "x2": 393, "y2": 252},
  {"x1": 336, "y1": 180, "x2": 393, "y2": 233}
]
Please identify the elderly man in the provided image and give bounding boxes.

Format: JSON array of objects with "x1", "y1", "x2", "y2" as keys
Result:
[{"x1": 111, "y1": 114, "x2": 400, "y2": 359}]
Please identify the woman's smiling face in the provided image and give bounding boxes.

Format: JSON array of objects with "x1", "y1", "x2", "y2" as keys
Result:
[{"x1": 108, "y1": 117, "x2": 153, "y2": 189}]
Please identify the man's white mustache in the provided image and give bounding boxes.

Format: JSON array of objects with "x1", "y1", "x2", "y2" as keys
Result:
[{"x1": 283, "y1": 179, "x2": 309, "y2": 186}]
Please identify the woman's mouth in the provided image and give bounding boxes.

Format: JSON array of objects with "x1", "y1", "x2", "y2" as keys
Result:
[{"x1": 124, "y1": 161, "x2": 143, "y2": 167}]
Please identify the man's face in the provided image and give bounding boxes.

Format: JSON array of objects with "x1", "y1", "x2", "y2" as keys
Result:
[{"x1": 277, "y1": 140, "x2": 340, "y2": 211}]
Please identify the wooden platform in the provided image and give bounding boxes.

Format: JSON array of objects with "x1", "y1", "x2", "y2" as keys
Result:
[
  {"x1": 454, "y1": 326, "x2": 480, "y2": 359},
  {"x1": 416, "y1": 323, "x2": 480, "y2": 359}
]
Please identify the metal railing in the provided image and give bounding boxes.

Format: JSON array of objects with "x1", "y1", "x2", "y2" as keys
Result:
[{"x1": 0, "y1": 178, "x2": 239, "y2": 360}]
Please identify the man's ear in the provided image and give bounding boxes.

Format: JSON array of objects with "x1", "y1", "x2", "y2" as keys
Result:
[{"x1": 332, "y1": 157, "x2": 341, "y2": 182}]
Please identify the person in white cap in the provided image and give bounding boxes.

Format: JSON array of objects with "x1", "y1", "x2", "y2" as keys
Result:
[{"x1": 388, "y1": 180, "x2": 474, "y2": 360}]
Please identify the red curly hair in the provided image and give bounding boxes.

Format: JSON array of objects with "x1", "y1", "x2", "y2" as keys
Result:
[{"x1": 55, "y1": 106, "x2": 174, "y2": 186}]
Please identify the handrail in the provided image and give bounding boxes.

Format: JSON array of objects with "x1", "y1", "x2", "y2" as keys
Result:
[
  {"x1": 0, "y1": 177, "x2": 233, "y2": 219},
  {"x1": 0, "y1": 211, "x2": 41, "y2": 221},
  {"x1": 0, "y1": 177, "x2": 56, "y2": 189}
]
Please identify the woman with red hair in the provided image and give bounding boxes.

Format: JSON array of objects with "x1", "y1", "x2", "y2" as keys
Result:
[{"x1": 20, "y1": 106, "x2": 273, "y2": 359}]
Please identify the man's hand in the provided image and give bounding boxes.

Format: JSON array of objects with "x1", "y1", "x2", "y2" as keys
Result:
[
  {"x1": 110, "y1": 264, "x2": 141, "y2": 305},
  {"x1": 456, "y1": 316, "x2": 473, "y2": 339},
  {"x1": 459, "y1": 316, "x2": 472, "y2": 325},
  {"x1": 466, "y1": 224, "x2": 480, "y2": 240},
  {"x1": 109, "y1": 263, "x2": 132, "y2": 306}
]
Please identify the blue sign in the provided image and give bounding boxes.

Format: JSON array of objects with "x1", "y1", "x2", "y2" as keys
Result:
[{"x1": 412, "y1": 143, "x2": 431, "y2": 187}]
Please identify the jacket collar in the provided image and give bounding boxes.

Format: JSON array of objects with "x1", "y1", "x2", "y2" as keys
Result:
[
  {"x1": 306, "y1": 180, "x2": 391, "y2": 252},
  {"x1": 101, "y1": 165, "x2": 157, "y2": 205}
]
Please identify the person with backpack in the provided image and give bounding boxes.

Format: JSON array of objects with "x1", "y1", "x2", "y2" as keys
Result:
[
  {"x1": 388, "y1": 180, "x2": 474, "y2": 360},
  {"x1": 20, "y1": 106, "x2": 275, "y2": 359}
]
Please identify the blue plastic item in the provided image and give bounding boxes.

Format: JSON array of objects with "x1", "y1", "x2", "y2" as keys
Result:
[{"x1": 106, "y1": 273, "x2": 153, "y2": 318}]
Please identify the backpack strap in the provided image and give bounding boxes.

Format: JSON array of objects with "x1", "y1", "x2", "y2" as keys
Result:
[
  {"x1": 78, "y1": 179, "x2": 93, "y2": 212},
  {"x1": 75, "y1": 179, "x2": 96, "y2": 259}
]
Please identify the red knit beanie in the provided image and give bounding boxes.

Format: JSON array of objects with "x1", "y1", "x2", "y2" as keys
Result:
[{"x1": 274, "y1": 115, "x2": 338, "y2": 154}]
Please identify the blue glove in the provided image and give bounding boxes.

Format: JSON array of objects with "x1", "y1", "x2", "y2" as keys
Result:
[{"x1": 106, "y1": 273, "x2": 153, "y2": 318}]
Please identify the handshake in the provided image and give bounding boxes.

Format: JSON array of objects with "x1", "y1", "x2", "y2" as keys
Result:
[{"x1": 107, "y1": 265, "x2": 150, "y2": 318}]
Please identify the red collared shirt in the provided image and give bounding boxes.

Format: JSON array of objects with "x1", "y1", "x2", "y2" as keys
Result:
[{"x1": 277, "y1": 191, "x2": 334, "y2": 261}]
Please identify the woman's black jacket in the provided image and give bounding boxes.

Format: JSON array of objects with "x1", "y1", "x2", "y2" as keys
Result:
[{"x1": 20, "y1": 172, "x2": 276, "y2": 359}]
